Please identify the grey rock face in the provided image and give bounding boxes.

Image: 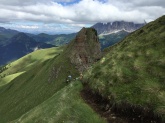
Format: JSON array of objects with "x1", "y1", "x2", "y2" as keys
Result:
[
  {"x1": 69, "y1": 27, "x2": 102, "y2": 73},
  {"x1": 92, "y1": 21, "x2": 146, "y2": 35}
]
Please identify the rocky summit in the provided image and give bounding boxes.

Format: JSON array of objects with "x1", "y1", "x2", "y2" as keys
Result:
[
  {"x1": 68, "y1": 27, "x2": 101, "y2": 73},
  {"x1": 92, "y1": 21, "x2": 146, "y2": 35}
]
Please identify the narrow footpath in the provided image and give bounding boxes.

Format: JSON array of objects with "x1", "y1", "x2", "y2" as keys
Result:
[{"x1": 81, "y1": 86, "x2": 161, "y2": 123}]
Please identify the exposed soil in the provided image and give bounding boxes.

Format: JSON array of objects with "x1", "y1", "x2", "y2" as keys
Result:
[{"x1": 81, "y1": 85, "x2": 162, "y2": 123}]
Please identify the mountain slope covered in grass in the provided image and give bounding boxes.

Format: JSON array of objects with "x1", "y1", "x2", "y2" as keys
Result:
[
  {"x1": 0, "y1": 28, "x2": 105, "y2": 123},
  {"x1": 0, "y1": 46, "x2": 78, "y2": 123},
  {"x1": 0, "y1": 47, "x2": 63, "y2": 87},
  {"x1": 12, "y1": 82, "x2": 105, "y2": 123},
  {"x1": 84, "y1": 15, "x2": 165, "y2": 121}
]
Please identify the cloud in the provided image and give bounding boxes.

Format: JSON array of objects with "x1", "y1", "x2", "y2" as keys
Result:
[
  {"x1": 19, "y1": 25, "x2": 39, "y2": 29},
  {"x1": 0, "y1": 0, "x2": 164, "y2": 33},
  {"x1": 0, "y1": 0, "x2": 164, "y2": 24}
]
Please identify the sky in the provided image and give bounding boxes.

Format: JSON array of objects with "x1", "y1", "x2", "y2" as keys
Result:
[{"x1": 0, "y1": 0, "x2": 164, "y2": 34}]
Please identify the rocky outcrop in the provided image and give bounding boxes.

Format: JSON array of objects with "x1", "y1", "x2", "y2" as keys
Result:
[
  {"x1": 69, "y1": 27, "x2": 101, "y2": 73},
  {"x1": 92, "y1": 21, "x2": 146, "y2": 35}
]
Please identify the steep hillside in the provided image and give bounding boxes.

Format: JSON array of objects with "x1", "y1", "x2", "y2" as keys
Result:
[
  {"x1": 0, "y1": 47, "x2": 63, "y2": 87},
  {"x1": 12, "y1": 82, "x2": 105, "y2": 123},
  {"x1": 0, "y1": 46, "x2": 78, "y2": 122},
  {"x1": 84, "y1": 15, "x2": 165, "y2": 122},
  {"x1": 0, "y1": 32, "x2": 54, "y2": 65},
  {"x1": 0, "y1": 27, "x2": 104, "y2": 123}
]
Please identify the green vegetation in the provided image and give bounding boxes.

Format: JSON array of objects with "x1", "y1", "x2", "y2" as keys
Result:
[
  {"x1": 84, "y1": 15, "x2": 165, "y2": 120},
  {"x1": 1, "y1": 15, "x2": 165, "y2": 122},
  {"x1": 0, "y1": 72, "x2": 24, "y2": 87},
  {"x1": 0, "y1": 47, "x2": 63, "y2": 86},
  {"x1": 0, "y1": 64, "x2": 9, "y2": 74},
  {"x1": 12, "y1": 82, "x2": 105, "y2": 123},
  {"x1": 0, "y1": 33, "x2": 105, "y2": 123},
  {"x1": 0, "y1": 46, "x2": 79, "y2": 122}
]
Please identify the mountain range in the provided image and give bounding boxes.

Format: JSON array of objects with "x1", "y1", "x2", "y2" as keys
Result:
[
  {"x1": 0, "y1": 27, "x2": 19, "y2": 46},
  {"x1": 0, "y1": 15, "x2": 164, "y2": 123},
  {"x1": 0, "y1": 20, "x2": 144, "y2": 66},
  {"x1": 31, "y1": 33, "x2": 77, "y2": 46},
  {"x1": 92, "y1": 21, "x2": 146, "y2": 35},
  {"x1": 0, "y1": 33, "x2": 54, "y2": 65}
]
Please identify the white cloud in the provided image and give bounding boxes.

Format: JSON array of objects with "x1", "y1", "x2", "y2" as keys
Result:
[
  {"x1": 19, "y1": 25, "x2": 39, "y2": 29},
  {"x1": 0, "y1": 0, "x2": 164, "y2": 33},
  {"x1": 0, "y1": 0, "x2": 164, "y2": 24}
]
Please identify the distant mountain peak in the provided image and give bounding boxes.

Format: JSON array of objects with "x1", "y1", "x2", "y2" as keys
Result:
[
  {"x1": 92, "y1": 21, "x2": 146, "y2": 35},
  {"x1": 0, "y1": 26, "x2": 19, "y2": 34},
  {"x1": 0, "y1": 27, "x2": 6, "y2": 30},
  {"x1": 0, "y1": 32, "x2": 54, "y2": 65},
  {"x1": 9, "y1": 32, "x2": 35, "y2": 43}
]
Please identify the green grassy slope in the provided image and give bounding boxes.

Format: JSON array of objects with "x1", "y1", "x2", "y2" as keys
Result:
[
  {"x1": 0, "y1": 72, "x2": 24, "y2": 87},
  {"x1": 84, "y1": 15, "x2": 165, "y2": 120},
  {"x1": 0, "y1": 28, "x2": 106, "y2": 123},
  {"x1": 0, "y1": 45, "x2": 79, "y2": 122},
  {"x1": 0, "y1": 47, "x2": 63, "y2": 86},
  {"x1": 12, "y1": 82, "x2": 106, "y2": 123}
]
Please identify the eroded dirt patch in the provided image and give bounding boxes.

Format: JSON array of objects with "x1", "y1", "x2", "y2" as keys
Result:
[{"x1": 81, "y1": 86, "x2": 162, "y2": 123}]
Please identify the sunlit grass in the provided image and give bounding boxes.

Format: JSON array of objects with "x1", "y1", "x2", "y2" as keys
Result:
[
  {"x1": 0, "y1": 72, "x2": 25, "y2": 87},
  {"x1": 12, "y1": 82, "x2": 106, "y2": 123}
]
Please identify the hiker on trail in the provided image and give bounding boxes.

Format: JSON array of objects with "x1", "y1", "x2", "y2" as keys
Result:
[
  {"x1": 66, "y1": 78, "x2": 69, "y2": 83},
  {"x1": 68, "y1": 75, "x2": 72, "y2": 80},
  {"x1": 80, "y1": 73, "x2": 83, "y2": 80},
  {"x1": 66, "y1": 75, "x2": 72, "y2": 83}
]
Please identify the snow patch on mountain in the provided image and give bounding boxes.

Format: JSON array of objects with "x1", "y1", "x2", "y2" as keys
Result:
[{"x1": 92, "y1": 21, "x2": 145, "y2": 35}]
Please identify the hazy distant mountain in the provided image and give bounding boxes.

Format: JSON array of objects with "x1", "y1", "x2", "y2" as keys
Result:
[
  {"x1": 99, "y1": 30, "x2": 129, "y2": 50},
  {"x1": 0, "y1": 32, "x2": 54, "y2": 65},
  {"x1": 0, "y1": 27, "x2": 19, "y2": 45},
  {"x1": 31, "y1": 31, "x2": 128, "y2": 50},
  {"x1": 31, "y1": 33, "x2": 77, "y2": 46},
  {"x1": 0, "y1": 27, "x2": 19, "y2": 36},
  {"x1": 92, "y1": 21, "x2": 146, "y2": 35}
]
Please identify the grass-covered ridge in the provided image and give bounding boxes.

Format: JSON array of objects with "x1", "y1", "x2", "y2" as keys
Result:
[
  {"x1": 0, "y1": 47, "x2": 63, "y2": 86},
  {"x1": 0, "y1": 45, "x2": 79, "y2": 122},
  {"x1": 0, "y1": 28, "x2": 106, "y2": 123},
  {"x1": 84, "y1": 15, "x2": 165, "y2": 120},
  {"x1": 12, "y1": 82, "x2": 105, "y2": 123}
]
